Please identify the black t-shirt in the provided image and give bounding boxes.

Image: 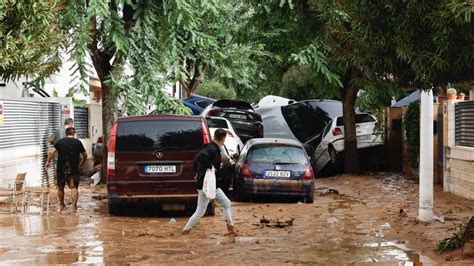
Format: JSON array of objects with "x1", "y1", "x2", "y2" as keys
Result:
[{"x1": 54, "y1": 137, "x2": 86, "y2": 175}]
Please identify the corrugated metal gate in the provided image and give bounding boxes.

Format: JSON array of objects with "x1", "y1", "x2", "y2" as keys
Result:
[
  {"x1": 0, "y1": 99, "x2": 61, "y2": 186},
  {"x1": 74, "y1": 106, "x2": 88, "y2": 139},
  {"x1": 455, "y1": 100, "x2": 474, "y2": 148}
]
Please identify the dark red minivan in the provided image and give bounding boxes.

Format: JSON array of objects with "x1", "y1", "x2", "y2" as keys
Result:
[{"x1": 107, "y1": 115, "x2": 211, "y2": 215}]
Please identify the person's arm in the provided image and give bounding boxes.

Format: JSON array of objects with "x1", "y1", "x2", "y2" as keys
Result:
[
  {"x1": 79, "y1": 142, "x2": 87, "y2": 167},
  {"x1": 45, "y1": 148, "x2": 57, "y2": 169},
  {"x1": 80, "y1": 151, "x2": 88, "y2": 167},
  {"x1": 48, "y1": 130, "x2": 58, "y2": 145}
]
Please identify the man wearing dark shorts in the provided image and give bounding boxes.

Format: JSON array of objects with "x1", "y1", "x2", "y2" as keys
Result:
[{"x1": 46, "y1": 127, "x2": 87, "y2": 212}]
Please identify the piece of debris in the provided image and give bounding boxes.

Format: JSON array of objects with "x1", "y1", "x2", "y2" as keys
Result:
[
  {"x1": 434, "y1": 215, "x2": 445, "y2": 223},
  {"x1": 319, "y1": 188, "x2": 339, "y2": 196},
  {"x1": 169, "y1": 218, "x2": 177, "y2": 223},
  {"x1": 90, "y1": 171, "x2": 101, "y2": 186},
  {"x1": 92, "y1": 194, "x2": 107, "y2": 200},
  {"x1": 260, "y1": 217, "x2": 294, "y2": 228},
  {"x1": 399, "y1": 209, "x2": 408, "y2": 218},
  {"x1": 462, "y1": 216, "x2": 474, "y2": 257}
]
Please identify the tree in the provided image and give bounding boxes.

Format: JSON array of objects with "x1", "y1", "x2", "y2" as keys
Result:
[
  {"x1": 289, "y1": 0, "x2": 474, "y2": 173},
  {"x1": 173, "y1": 1, "x2": 271, "y2": 97},
  {"x1": 196, "y1": 79, "x2": 237, "y2": 99},
  {"x1": 61, "y1": 1, "x2": 234, "y2": 173},
  {"x1": 0, "y1": 0, "x2": 63, "y2": 83}
]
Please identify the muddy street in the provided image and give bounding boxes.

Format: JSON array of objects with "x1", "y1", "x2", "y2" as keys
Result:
[{"x1": 0, "y1": 173, "x2": 473, "y2": 264}]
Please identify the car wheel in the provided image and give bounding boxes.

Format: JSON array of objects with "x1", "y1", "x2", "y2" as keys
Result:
[
  {"x1": 329, "y1": 146, "x2": 338, "y2": 165},
  {"x1": 108, "y1": 201, "x2": 123, "y2": 216},
  {"x1": 303, "y1": 193, "x2": 314, "y2": 204},
  {"x1": 205, "y1": 201, "x2": 215, "y2": 216}
]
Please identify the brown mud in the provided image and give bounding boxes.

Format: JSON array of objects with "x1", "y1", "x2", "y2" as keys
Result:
[{"x1": 0, "y1": 173, "x2": 473, "y2": 264}]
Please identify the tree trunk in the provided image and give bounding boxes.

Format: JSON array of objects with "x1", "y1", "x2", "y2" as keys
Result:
[
  {"x1": 181, "y1": 63, "x2": 208, "y2": 97},
  {"x1": 100, "y1": 82, "x2": 116, "y2": 181},
  {"x1": 341, "y1": 69, "x2": 360, "y2": 174}
]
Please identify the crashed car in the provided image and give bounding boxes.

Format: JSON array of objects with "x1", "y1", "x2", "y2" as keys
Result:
[
  {"x1": 201, "y1": 99, "x2": 263, "y2": 143},
  {"x1": 311, "y1": 114, "x2": 383, "y2": 173},
  {"x1": 255, "y1": 99, "x2": 341, "y2": 148},
  {"x1": 206, "y1": 116, "x2": 244, "y2": 157},
  {"x1": 233, "y1": 138, "x2": 315, "y2": 203},
  {"x1": 180, "y1": 94, "x2": 216, "y2": 115}
]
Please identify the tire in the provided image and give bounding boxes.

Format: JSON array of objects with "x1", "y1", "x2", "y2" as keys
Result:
[
  {"x1": 205, "y1": 201, "x2": 215, "y2": 216},
  {"x1": 328, "y1": 145, "x2": 342, "y2": 174},
  {"x1": 303, "y1": 193, "x2": 314, "y2": 204},
  {"x1": 108, "y1": 201, "x2": 123, "y2": 216}
]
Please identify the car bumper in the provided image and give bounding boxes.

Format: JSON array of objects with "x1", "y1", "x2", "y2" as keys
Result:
[
  {"x1": 236, "y1": 179, "x2": 314, "y2": 197},
  {"x1": 108, "y1": 189, "x2": 198, "y2": 205}
]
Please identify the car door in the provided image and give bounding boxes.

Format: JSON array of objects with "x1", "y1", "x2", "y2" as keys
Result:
[{"x1": 312, "y1": 122, "x2": 333, "y2": 172}]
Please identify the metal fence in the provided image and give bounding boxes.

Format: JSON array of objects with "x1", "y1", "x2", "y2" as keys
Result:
[
  {"x1": 0, "y1": 99, "x2": 61, "y2": 186},
  {"x1": 74, "y1": 106, "x2": 89, "y2": 139},
  {"x1": 455, "y1": 100, "x2": 474, "y2": 148}
]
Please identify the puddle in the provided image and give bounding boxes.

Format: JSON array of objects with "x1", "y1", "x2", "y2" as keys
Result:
[{"x1": 362, "y1": 241, "x2": 434, "y2": 265}]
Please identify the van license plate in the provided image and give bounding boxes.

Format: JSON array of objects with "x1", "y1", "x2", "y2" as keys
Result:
[
  {"x1": 265, "y1": 171, "x2": 291, "y2": 178},
  {"x1": 145, "y1": 165, "x2": 176, "y2": 173}
]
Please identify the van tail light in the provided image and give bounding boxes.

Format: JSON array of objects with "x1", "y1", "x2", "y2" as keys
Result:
[
  {"x1": 259, "y1": 126, "x2": 264, "y2": 137},
  {"x1": 240, "y1": 163, "x2": 253, "y2": 179},
  {"x1": 332, "y1": 128, "x2": 343, "y2": 136},
  {"x1": 201, "y1": 120, "x2": 211, "y2": 144},
  {"x1": 107, "y1": 123, "x2": 118, "y2": 178},
  {"x1": 227, "y1": 130, "x2": 234, "y2": 138},
  {"x1": 303, "y1": 164, "x2": 314, "y2": 180}
]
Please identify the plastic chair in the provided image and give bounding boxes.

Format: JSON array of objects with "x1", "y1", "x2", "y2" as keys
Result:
[
  {"x1": 0, "y1": 173, "x2": 27, "y2": 212},
  {"x1": 25, "y1": 186, "x2": 52, "y2": 214}
]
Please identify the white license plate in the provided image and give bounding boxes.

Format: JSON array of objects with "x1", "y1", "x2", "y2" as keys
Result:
[
  {"x1": 265, "y1": 170, "x2": 291, "y2": 178},
  {"x1": 145, "y1": 165, "x2": 176, "y2": 173},
  {"x1": 357, "y1": 135, "x2": 371, "y2": 141},
  {"x1": 229, "y1": 114, "x2": 247, "y2": 120}
]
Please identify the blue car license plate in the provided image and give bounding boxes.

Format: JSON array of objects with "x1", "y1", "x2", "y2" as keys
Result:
[{"x1": 265, "y1": 170, "x2": 291, "y2": 178}]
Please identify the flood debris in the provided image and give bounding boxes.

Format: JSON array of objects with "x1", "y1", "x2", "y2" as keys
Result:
[
  {"x1": 259, "y1": 217, "x2": 294, "y2": 228},
  {"x1": 316, "y1": 187, "x2": 340, "y2": 196},
  {"x1": 462, "y1": 216, "x2": 474, "y2": 257}
]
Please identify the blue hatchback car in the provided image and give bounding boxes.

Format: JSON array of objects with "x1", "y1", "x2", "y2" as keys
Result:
[
  {"x1": 233, "y1": 138, "x2": 315, "y2": 203},
  {"x1": 181, "y1": 95, "x2": 216, "y2": 115}
]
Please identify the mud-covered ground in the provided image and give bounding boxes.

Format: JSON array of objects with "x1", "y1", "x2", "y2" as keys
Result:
[{"x1": 0, "y1": 173, "x2": 473, "y2": 265}]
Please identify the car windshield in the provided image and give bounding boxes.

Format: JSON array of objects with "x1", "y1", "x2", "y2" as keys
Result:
[
  {"x1": 247, "y1": 144, "x2": 306, "y2": 164},
  {"x1": 206, "y1": 118, "x2": 229, "y2": 129},
  {"x1": 116, "y1": 120, "x2": 203, "y2": 152},
  {"x1": 281, "y1": 101, "x2": 335, "y2": 143}
]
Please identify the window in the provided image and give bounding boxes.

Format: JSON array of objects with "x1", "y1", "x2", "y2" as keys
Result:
[
  {"x1": 196, "y1": 100, "x2": 211, "y2": 108},
  {"x1": 116, "y1": 120, "x2": 203, "y2": 152},
  {"x1": 281, "y1": 102, "x2": 332, "y2": 143},
  {"x1": 206, "y1": 118, "x2": 229, "y2": 129},
  {"x1": 336, "y1": 114, "x2": 376, "y2": 126},
  {"x1": 247, "y1": 144, "x2": 306, "y2": 164}
]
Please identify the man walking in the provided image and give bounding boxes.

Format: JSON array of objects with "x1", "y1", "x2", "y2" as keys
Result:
[
  {"x1": 46, "y1": 127, "x2": 87, "y2": 213},
  {"x1": 49, "y1": 118, "x2": 74, "y2": 145},
  {"x1": 183, "y1": 129, "x2": 236, "y2": 234}
]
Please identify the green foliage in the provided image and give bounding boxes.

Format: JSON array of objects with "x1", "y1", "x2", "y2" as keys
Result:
[
  {"x1": 356, "y1": 86, "x2": 409, "y2": 113},
  {"x1": 0, "y1": 0, "x2": 64, "y2": 83},
  {"x1": 404, "y1": 102, "x2": 420, "y2": 169},
  {"x1": 196, "y1": 80, "x2": 237, "y2": 100},
  {"x1": 279, "y1": 64, "x2": 339, "y2": 101},
  {"x1": 436, "y1": 224, "x2": 466, "y2": 254}
]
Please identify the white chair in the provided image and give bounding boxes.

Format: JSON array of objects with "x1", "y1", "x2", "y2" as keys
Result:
[{"x1": 0, "y1": 173, "x2": 27, "y2": 212}]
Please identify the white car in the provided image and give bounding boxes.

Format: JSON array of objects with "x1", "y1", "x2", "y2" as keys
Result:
[
  {"x1": 311, "y1": 113, "x2": 383, "y2": 173},
  {"x1": 255, "y1": 100, "x2": 342, "y2": 144},
  {"x1": 252, "y1": 95, "x2": 296, "y2": 109},
  {"x1": 206, "y1": 116, "x2": 244, "y2": 157}
]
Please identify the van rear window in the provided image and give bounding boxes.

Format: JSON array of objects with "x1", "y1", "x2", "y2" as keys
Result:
[{"x1": 116, "y1": 120, "x2": 203, "y2": 152}]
